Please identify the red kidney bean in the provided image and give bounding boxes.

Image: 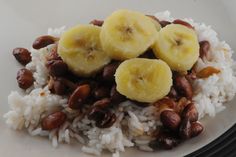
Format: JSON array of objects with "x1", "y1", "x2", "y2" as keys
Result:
[
  {"x1": 93, "y1": 98, "x2": 111, "y2": 108},
  {"x1": 87, "y1": 106, "x2": 116, "y2": 128},
  {"x1": 102, "y1": 62, "x2": 120, "y2": 81},
  {"x1": 199, "y1": 41, "x2": 211, "y2": 59},
  {"x1": 174, "y1": 75, "x2": 193, "y2": 99},
  {"x1": 110, "y1": 85, "x2": 126, "y2": 104},
  {"x1": 89, "y1": 19, "x2": 104, "y2": 26},
  {"x1": 160, "y1": 110, "x2": 181, "y2": 131},
  {"x1": 13, "y1": 48, "x2": 31, "y2": 65},
  {"x1": 63, "y1": 78, "x2": 77, "y2": 91},
  {"x1": 96, "y1": 112, "x2": 116, "y2": 128},
  {"x1": 41, "y1": 111, "x2": 66, "y2": 130},
  {"x1": 167, "y1": 87, "x2": 178, "y2": 99},
  {"x1": 182, "y1": 103, "x2": 198, "y2": 122},
  {"x1": 175, "y1": 97, "x2": 190, "y2": 114},
  {"x1": 87, "y1": 106, "x2": 106, "y2": 120},
  {"x1": 185, "y1": 69, "x2": 197, "y2": 83},
  {"x1": 149, "y1": 133, "x2": 180, "y2": 150},
  {"x1": 48, "y1": 77, "x2": 76, "y2": 95},
  {"x1": 191, "y1": 121, "x2": 204, "y2": 137},
  {"x1": 46, "y1": 60, "x2": 68, "y2": 77},
  {"x1": 179, "y1": 118, "x2": 191, "y2": 139},
  {"x1": 33, "y1": 35, "x2": 58, "y2": 49},
  {"x1": 68, "y1": 84, "x2": 91, "y2": 109},
  {"x1": 77, "y1": 79, "x2": 96, "y2": 88},
  {"x1": 93, "y1": 86, "x2": 110, "y2": 99},
  {"x1": 159, "y1": 136, "x2": 180, "y2": 150},
  {"x1": 159, "y1": 20, "x2": 171, "y2": 27},
  {"x1": 16, "y1": 68, "x2": 34, "y2": 89},
  {"x1": 53, "y1": 79, "x2": 67, "y2": 95},
  {"x1": 173, "y1": 19, "x2": 194, "y2": 29}
]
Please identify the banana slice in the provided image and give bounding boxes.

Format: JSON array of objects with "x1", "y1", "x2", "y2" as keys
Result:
[
  {"x1": 58, "y1": 25, "x2": 111, "y2": 76},
  {"x1": 153, "y1": 24, "x2": 199, "y2": 72},
  {"x1": 146, "y1": 15, "x2": 161, "y2": 32},
  {"x1": 115, "y1": 58, "x2": 172, "y2": 103},
  {"x1": 100, "y1": 9, "x2": 158, "y2": 60},
  {"x1": 150, "y1": 18, "x2": 161, "y2": 32}
]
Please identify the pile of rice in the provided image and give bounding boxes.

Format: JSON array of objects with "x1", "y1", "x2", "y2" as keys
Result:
[{"x1": 4, "y1": 11, "x2": 236, "y2": 157}]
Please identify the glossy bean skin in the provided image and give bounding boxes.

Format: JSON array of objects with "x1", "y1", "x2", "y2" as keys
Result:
[
  {"x1": 89, "y1": 19, "x2": 104, "y2": 26},
  {"x1": 13, "y1": 48, "x2": 31, "y2": 65},
  {"x1": 159, "y1": 20, "x2": 171, "y2": 27},
  {"x1": 33, "y1": 35, "x2": 57, "y2": 49},
  {"x1": 46, "y1": 60, "x2": 68, "y2": 77},
  {"x1": 160, "y1": 110, "x2": 181, "y2": 131},
  {"x1": 174, "y1": 75, "x2": 193, "y2": 99},
  {"x1": 191, "y1": 122, "x2": 204, "y2": 137},
  {"x1": 16, "y1": 68, "x2": 34, "y2": 89},
  {"x1": 41, "y1": 111, "x2": 66, "y2": 130},
  {"x1": 102, "y1": 62, "x2": 120, "y2": 82},
  {"x1": 110, "y1": 85, "x2": 126, "y2": 104},
  {"x1": 87, "y1": 106, "x2": 116, "y2": 128},
  {"x1": 182, "y1": 103, "x2": 198, "y2": 122},
  {"x1": 68, "y1": 84, "x2": 91, "y2": 109},
  {"x1": 173, "y1": 19, "x2": 194, "y2": 29}
]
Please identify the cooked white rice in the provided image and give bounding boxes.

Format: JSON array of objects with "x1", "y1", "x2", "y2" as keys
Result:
[{"x1": 3, "y1": 11, "x2": 236, "y2": 157}]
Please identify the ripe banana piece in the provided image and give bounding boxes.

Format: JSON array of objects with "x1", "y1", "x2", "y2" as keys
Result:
[
  {"x1": 100, "y1": 9, "x2": 158, "y2": 60},
  {"x1": 146, "y1": 15, "x2": 161, "y2": 32},
  {"x1": 115, "y1": 58, "x2": 172, "y2": 103},
  {"x1": 58, "y1": 25, "x2": 111, "y2": 76},
  {"x1": 152, "y1": 24, "x2": 199, "y2": 72}
]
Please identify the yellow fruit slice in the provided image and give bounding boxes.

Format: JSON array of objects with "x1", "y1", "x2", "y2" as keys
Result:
[
  {"x1": 115, "y1": 58, "x2": 172, "y2": 103},
  {"x1": 58, "y1": 25, "x2": 111, "y2": 76},
  {"x1": 153, "y1": 24, "x2": 199, "y2": 72},
  {"x1": 100, "y1": 9, "x2": 158, "y2": 60},
  {"x1": 146, "y1": 15, "x2": 161, "y2": 32}
]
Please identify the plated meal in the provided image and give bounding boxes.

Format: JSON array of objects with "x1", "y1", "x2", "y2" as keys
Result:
[{"x1": 4, "y1": 9, "x2": 236, "y2": 157}]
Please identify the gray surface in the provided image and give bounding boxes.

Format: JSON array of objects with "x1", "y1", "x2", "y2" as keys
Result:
[{"x1": 0, "y1": 0, "x2": 235, "y2": 157}]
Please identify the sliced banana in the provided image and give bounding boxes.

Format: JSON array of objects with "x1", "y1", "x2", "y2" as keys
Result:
[
  {"x1": 152, "y1": 24, "x2": 199, "y2": 72},
  {"x1": 115, "y1": 58, "x2": 172, "y2": 103},
  {"x1": 146, "y1": 15, "x2": 161, "y2": 32},
  {"x1": 100, "y1": 9, "x2": 158, "y2": 60},
  {"x1": 58, "y1": 25, "x2": 111, "y2": 77}
]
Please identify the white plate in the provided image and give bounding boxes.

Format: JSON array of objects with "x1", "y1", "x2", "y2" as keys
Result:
[{"x1": 0, "y1": 0, "x2": 236, "y2": 156}]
